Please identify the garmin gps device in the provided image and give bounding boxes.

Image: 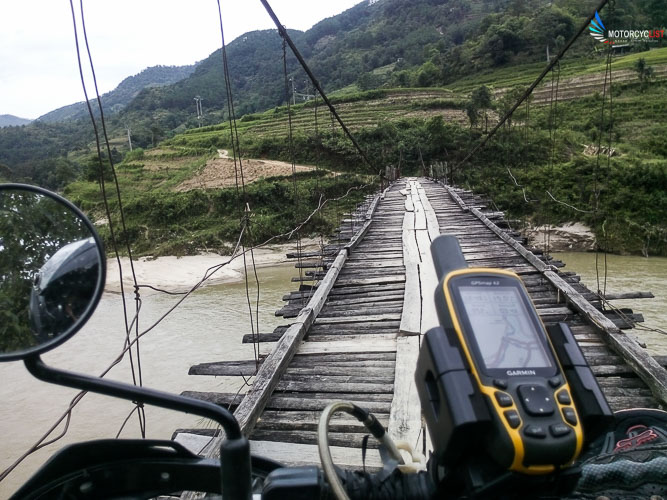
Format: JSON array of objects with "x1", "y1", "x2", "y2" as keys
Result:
[{"x1": 416, "y1": 236, "x2": 613, "y2": 487}]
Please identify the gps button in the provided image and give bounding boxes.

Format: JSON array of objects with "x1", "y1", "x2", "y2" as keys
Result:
[
  {"x1": 504, "y1": 410, "x2": 521, "y2": 429},
  {"x1": 562, "y1": 408, "x2": 578, "y2": 426},
  {"x1": 557, "y1": 390, "x2": 572, "y2": 405},
  {"x1": 495, "y1": 391, "x2": 513, "y2": 407},
  {"x1": 523, "y1": 425, "x2": 547, "y2": 438},
  {"x1": 493, "y1": 379, "x2": 508, "y2": 390},
  {"x1": 550, "y1": 423, "x2": 572, "y2": 437},
  {"x1": 518, "y1": 384, "x2": 555, "y2": 416}
]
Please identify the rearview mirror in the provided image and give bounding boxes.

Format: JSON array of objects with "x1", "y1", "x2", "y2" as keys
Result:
[{"x1": 0, "y1": 184, "x2": 106, "y2": 361}]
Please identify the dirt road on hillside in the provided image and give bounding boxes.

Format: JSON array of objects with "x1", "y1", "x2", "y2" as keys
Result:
[{"x1": 176, "y1": 151, "x2": 316, "y2": 191}]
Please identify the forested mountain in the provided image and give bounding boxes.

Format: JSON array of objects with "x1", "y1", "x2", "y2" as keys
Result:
[
  {"x1": 1, "y1": 0, "x2": 664, "y2": 189},
  {"x1": 88, "y1": 0, "x2": 666, "y2": 127},
  {"x1": 38, "y1": 64, "x2": 196, "y2": 123},
  {"x1": 0, "y1": 115, "x2": 31, "y2": 127},
  {"x1": 126, "y1": 30, "x2": 304, "y2": 123}
]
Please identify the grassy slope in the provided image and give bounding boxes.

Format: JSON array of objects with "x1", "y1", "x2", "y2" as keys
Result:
[
  {"x1": 65, "y1": 145, "x2": 374, "y2": 257},
  {"x1": 68, "y1": 47, "x2": 667, "y2": 256},
  {"x1": 456, "y1": 48, "x2": 667, "y2": 255}
]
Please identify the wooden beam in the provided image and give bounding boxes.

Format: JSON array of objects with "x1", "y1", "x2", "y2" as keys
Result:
[
  {"x1": 249, "y1": 440, "x2": 383, "y2": 470},
  {"x1": 400, "y1": 210, "x2": 420, "y2": 335},
  {"x1": 388, "y1": 335, "x2": 422, "y2": 449},
  {"x1": 416, "y1": 229, "x2": 440, "y2": 334}
]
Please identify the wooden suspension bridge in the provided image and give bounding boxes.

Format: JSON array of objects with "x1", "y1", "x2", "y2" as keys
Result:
[{"x1": 174, "y1": 177, "x2": 667, "y2": 471}]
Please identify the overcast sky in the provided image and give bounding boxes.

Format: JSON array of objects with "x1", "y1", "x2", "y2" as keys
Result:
[{"x1": 0, "y1": 0, "x2": 362, "y2": 119}]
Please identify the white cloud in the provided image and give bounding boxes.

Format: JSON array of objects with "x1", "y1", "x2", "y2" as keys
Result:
[{"x1": 0, "y1": 0, "x2": 362, "y2": 119}]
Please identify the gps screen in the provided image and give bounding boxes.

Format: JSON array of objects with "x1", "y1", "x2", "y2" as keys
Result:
[{"x1": 458, "y1": 285, "x2": 552, "y2": 370}]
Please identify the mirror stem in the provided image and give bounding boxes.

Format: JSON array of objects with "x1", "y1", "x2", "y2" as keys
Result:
[{"x1": 23, "y1": 355, "x2": 253, "y2": 499}]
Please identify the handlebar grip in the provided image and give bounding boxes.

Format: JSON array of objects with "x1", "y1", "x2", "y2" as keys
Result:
[
  {"x1": 262, "y1": 466, "x2": 435, "y2": 500},
  {"x1": 340, "y1": 468, "x2": 436, "y2": 500}
]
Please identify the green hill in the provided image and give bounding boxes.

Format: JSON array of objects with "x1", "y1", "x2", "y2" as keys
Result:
[
  {"x1": 0, "y1": 115, "x2": 32, "y2": 127},
  {"x1": 38, "y1": 64, "x2": 196, "y2": 123},
  {"x1": 63, "y1": 47, "x2": 667, "y2": 256},
  {"x1": 3, "y1": 0, "x2": 666, "y2": 255},
  {"x1": 2, "y1": 0, "x2": 664, "y2": 178}
]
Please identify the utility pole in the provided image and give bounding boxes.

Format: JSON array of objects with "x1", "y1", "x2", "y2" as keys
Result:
[
  {"x1": 289, "y1": 78, "x2": 296, "y2": 105},
  {"x1": 124, "y1": 124, "x2": 133, "y2": 151},
  {"x1": 291, "y1": 79, "x2": 315, "y2": 103},
  {"x1": 194, "y1": 96, "x2": 203, "y2": 128}
]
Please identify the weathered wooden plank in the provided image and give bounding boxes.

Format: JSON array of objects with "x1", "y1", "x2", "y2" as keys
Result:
[
  {"x1": 416, "y1": 229, "x2": 440, "y2": 334},
  {"x1": 334, "y1": 276, "x2": 406, "y2": 288},
  {"x1": 400, "y1": 262, "x2": 421, "y2": 336},
  {"x1": 322, "y1": 294, "x2": 405, "y2": 307},
  {"x1": 319, "y1": 305, "x2": 403, "y2": 318},
  {"x1": 297, "y1": 339, "x2": 396, "y2": 355},
  {"x1": 189, "y1": 360, "x2": 262, "y2": 376},
  {"x1": 256, "y1": 410, "x2": 389, "y2": 432},
  {"x1": 405, "y1": 194, "x2": 414, "y2": 212},
  {"x1": 275, "y1": 380, "x2": 393, "y2": 393},
  {"x1": 305, "y1": 333, "x2": 398, "y2": 343},
  {"x1": 314, "y1": 313, "x2": 402, "y2": 324},
  {"x1": 400, "y1": 202, "x2": 421, "y2": 336},
  {"x1": 284, "y1": 368, "x2": 394, "y2": 379},
  {"x1": 251, "y1": 429, "x2": 380, "y2": 449},
  {"x1": 418, "y1": 186, "x2": 440, "y2": 242},
  {"x1": 605, "y1": 395, "x2": 660, "y2": 411},
  {"x1": 411, "y1": 192, "x2": 427, "y2": 231},
  {"x1": 342, "y1": 259, "x2": 405, "y2": 268},
  {"x1": 308, "y1": 322, "x2": 401, "y2": 334},
  {"x1": 281, "y1": 373, "x2": 395, "y2": 385},
  {"x1": 389, "y1": 335, "x2": 422, "y2": 449},
  {"x1": 290, "y1": 360, "x2": 396, "y2": 369},
  {"x1": 291, "y1": 352, "x2": 396, "y2": 362},
  {"x1": 249, "y1": 440, "x2": 382, "y2": 470},
  {"x1": 348, "y1": 252, "x2": 404, "y2": 261}
]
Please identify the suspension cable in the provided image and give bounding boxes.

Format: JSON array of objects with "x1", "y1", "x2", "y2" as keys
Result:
[
  {"x1": 75, "y1": 0, "x2": 146, "y2": 436},
  {"x1": 216, "y1": 0, "x2": 262, "y2": 369},
  {"x1": 594, "y1": 46, "x2": 614, "y2": 299},
  {"x1": 283, "y1": 39, "x2": 305, "y2": 288},
  {"x1": 258, "y1": 0, "x2": 376, "y2": 174}
]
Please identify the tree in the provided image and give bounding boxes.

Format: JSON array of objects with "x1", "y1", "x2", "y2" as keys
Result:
[
  {"x1": 498, "y1": 87, "x2": 524, "y2": 129},
  {"x1": 393, "y1": 70, "x2": 414, "y2": 88},
  {"x1": 471, "y1": 85, "x2": 493, "y2": 133},
  {"x1": 634, "y1": 58, "x2": 655, "y2": 92},
  {"x1": 416, "y1": 61, "x2": 440, "y2": 87},
  {"x1": 357, "y1": 72, "x2": 382, "y2": 91},
  {"x1": 466, "y1": 101, "x2": 479, "y2": 129}
]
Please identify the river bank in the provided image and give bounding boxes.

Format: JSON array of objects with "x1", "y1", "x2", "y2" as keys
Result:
[
  {"x1": 104, "y1": 238, "x2": 321, "y2": 292},
  {"x1": 523, "y1": 222, "x2": 596, "y2": 252}
]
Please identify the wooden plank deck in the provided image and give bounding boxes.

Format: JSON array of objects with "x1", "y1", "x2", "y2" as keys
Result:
[{"x1": 175, "y1": 177, "x2": 666, "y2": 472}]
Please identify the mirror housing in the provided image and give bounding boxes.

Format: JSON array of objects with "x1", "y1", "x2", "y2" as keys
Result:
[{"x1": 0, "y1": 183, "x2": 106, "y2": 361}]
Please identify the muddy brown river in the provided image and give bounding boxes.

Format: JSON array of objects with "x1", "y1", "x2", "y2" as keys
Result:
[{"x1": 1, "y1": 253, "x2": 665, "y2": 496}]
